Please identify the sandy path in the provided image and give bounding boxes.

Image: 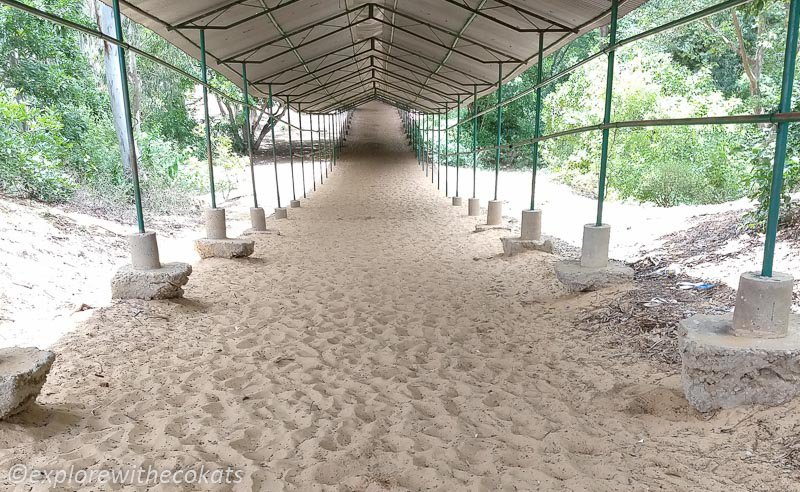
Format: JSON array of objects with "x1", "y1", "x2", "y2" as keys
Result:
[{"x1": 1, "y1": 102, "x2": 798, "y2": 491}]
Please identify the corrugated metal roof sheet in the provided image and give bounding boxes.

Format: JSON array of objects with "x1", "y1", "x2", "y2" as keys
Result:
[{"x1": 109, "y1": 0, "x2": 648, "y2": 112}]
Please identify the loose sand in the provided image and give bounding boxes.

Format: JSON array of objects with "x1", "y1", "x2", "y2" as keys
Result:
[{"x1": 2, "y1": 102, "x2": 799, "y2": 491}]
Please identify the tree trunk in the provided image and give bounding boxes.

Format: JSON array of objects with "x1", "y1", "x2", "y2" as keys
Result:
[{"x1": 95, "y1": 0, "x2": 136, "y2": 177}]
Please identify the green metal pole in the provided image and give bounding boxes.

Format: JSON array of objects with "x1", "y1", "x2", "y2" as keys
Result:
[
  {"x1": 324, "y1": 115, "x2": 329, "y2": 176},
  {"x1": 268, "y1": 83, "x2": 281, "y2": 208},
  {"x1": 762, "y1": 0, "x2": 800, "y2": 277},
  {"x1": 456, "y1": 96, "x2": 461, "y2": 198},
  {"x1": 423, "y1": 114, "x2": 428, "y2": 175},
  {"x1": 530, "y1": 32, "x2": 545, "y2": 211},
  {"x1": 111, "y1": 0, "x2": 144, "y2": 233},
  {"x1": 493, "y1": 63, "x2": 503, "y2": 201},
  {"x1": 242, "y1": 63, "x2": 258, "y2": 208},
  {"x1": 318, "y1": 114, "x2": 325, "y2": 182},
  {"x1": 436, "y1": 111, "x2": 440, "y2": 186},
  {"x1": 331, "y1": 114, "x2": 336, "y2": 168},
  {"x1": 595, "y1": 0, "x2": 619, "y2": 226},
  {"x1": 445, "y1": 105, "x2": 449, "y2": 195},
  {"x1": 472, "y1": 85, "x2": 478, "y2": 198},
  {"x1": 298, "y1": 103, "x2": 306, "y2": 198},
  {"x1": 310, "y1": 112, "x2": 316, "y2": 191},
  {"x1": 286, "y1": 96, "x2": 296, "y2": 201},
  {"x1": 200, "y1": 29, "x2": 216, "y2": 209}
]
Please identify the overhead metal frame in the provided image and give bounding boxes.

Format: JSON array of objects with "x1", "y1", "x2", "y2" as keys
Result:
[{"x1": 98, "y1": 0, "x2": 647, "y2": 112}]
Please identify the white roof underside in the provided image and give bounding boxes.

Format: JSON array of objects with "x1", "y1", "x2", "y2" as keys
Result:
[{"x1": 113, "y1": 0, "x2": 647, "y2": 113}]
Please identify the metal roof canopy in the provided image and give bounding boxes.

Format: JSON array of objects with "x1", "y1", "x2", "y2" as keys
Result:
[{"x1": 111, "y1": 0, "x2": 646, "y2": 113}]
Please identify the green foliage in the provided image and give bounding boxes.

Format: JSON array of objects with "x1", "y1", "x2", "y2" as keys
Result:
[{"x1": 0, "y1": 87, "x2": 75, "y2": 201}]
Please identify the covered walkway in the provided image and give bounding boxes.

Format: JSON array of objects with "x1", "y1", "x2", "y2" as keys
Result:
[{"x1": 1, "y1": 103, "x2": 794, "y2": 490}]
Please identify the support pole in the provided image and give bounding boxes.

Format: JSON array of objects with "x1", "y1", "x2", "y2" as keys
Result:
[
  {"x1": 472, "y1": 85, "x2": 478, "y2": 199},
  {"x1": 493, "y1": 63, "x2": 503, "y2": 201},
  {"x1": 200, "y1": 29, "x2": 216, "y2": 209},
  {"x1": 242, "y1": 63, "x2": 257, "y2": 208},
  {"x1": 310, "y1": 112, "x2": 316, "y2": 191},
  {"x1": 287, "y1": 96, "x2": 296, "y2": 202},
  {"x1": 111, "y1": 0, "x2": 144, "y2": 233},
  {"x1": 268, "y1": 83, "x2": 281, "y2": 208},
  {"x1": 324, "y1": 115, "x2": 329, "y2": 177},
  {"x1": 595, "y1": 0, "x2": 619, "y2": 226},
  {"x1": 762, "y1": 0, "x2": 800, "y2": 277},
  {"x1": 530, "y1": 32, "x2": 545, "y2": 211},
  {"x1": 445, "y1": 104, "x2": 449, "y2": 197},
  {"x1": 436, "y1": 111, "x2": 441, "y2": 187},
  {"x1": 456, "y1": 95, "x2": 461, "y2": 198},
  {"x1": 318, "y1": 114, "x2": 324, "y2": 183},
  {"x1": 298, "y1": 103, "x2": 306, "y2": 198}
]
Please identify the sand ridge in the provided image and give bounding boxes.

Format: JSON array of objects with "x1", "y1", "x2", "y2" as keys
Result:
[{"x1": 1, "y1": 102, "x2": 799, "y2": 491}]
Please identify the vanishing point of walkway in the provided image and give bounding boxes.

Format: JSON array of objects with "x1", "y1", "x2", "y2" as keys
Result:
[{"x1": 1, "y1": 103, "x2": 795, "y2": 491}]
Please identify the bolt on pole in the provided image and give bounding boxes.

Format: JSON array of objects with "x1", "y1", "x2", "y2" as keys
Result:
[
  {"x1": 111, "y1": 0, "x2": 144, "y2": 233},
  {"x1": 762, "y1": 0, "x2": 800, "y2": 277},
  {"x1": 595, "y1": 0, "x2": 619, "y2": 226}
]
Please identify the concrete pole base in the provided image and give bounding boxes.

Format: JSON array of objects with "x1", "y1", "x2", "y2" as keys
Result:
[
  {"x1": 290, "y1": 200, "x2": 301, "y2": 208},
  {"x1": 520, "y1": 209, "x2": 543, "y2": 241},
  {"x1": 732, "y1": 271, "x2": 794, "y2": 338},
  {"x1": 112, "y1": 262, "x2": 192, "y2": 300},
  {"x1": 250, "y1": 207, "x2": 267, "y2": 231},
  {"x1": 205, "y1": 207, "x2": 227, "y2": 240},
  {"x1": 487, "y1": 200, "x2": 503, "y2": 226},
  {"x1": 580, "y1": 223, "x2": 611, "y2": 268},
  {"x1": 452, "y1": 196, "x2": 463, "y2": 206},
  {"x1": 274, "y1": 207, "x2": 288, "y2": 219},
  {"x1": 128, "y1": 231, "x2": 161, "y2": 270},
  {"x1": 468, "y1": 198, "x2": 480, "y2": 216}
]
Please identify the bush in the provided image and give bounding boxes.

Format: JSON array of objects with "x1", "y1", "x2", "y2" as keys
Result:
[{"x1": 0, "y1": 88, "x2": 75, "y2": 201}]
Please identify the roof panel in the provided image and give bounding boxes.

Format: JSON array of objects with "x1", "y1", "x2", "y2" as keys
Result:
[{"x1": 111, "y1": 0, "x2": 648, "y2": 111}]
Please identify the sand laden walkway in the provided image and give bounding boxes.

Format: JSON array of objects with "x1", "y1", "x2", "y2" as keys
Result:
[{"x1": 1, "y1": 102, "x2": 799, "y2": 491}]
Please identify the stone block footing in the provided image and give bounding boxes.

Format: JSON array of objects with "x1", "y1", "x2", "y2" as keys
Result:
[
  {"x1": 679, "y1": 314, "x2": 800, "y2": 412},
  {"x1": 501, "y1": 237, "x2": 554, "y2": 257},
  {"x1": 0, "y1": 347, "x2": 55, "y2": 419},
  {"x1": 290, "y1": 200, "x2": 301, "y2": 208},
  {"x1": 475, "y1": 223, "x2": 511, "y2": 233},
  {"x1": 554, "y1": 259, "x2": 633, "y2": 292},
  {"x1": 194, "y1": 238, "x2": 255, "y2": 259},
  {"x1": 274, "y1": 207, "x2": 288, "y2": 219},
  {"x1": 452, "y1": 197, "x2": 463, "y2": 206},
  {"x1": 111, "y1": 262, "x2": 192, "y2": 300},
  {"x1": 468, "y1": 198, "x2": 480, "y2": 216}
]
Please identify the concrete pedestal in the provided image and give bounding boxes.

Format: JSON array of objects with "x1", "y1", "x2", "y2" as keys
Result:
[
  {"x1": 250, "y1": 207, "x2": 267, "y2": 232},
  {"x1": 554, "y1": 259, "x2": 633, "y2": 292},
  {"x1": 679, "y1": 314, "x2": 800, "y2": 412},
  {"x1": 111, "y1": 262, "x2": 192, "y2": 300},
  {"x1": 205, "y1": 208, "x2": 227, "y2": 240},
  {"x1": 487, "y1": 200, "x2": 503, "y2": 225},
  {"x1": 0, "y1": 347, "x2": 55, "y2": 419},
  {"x1": 520, "y1": 210, "x2": 543, "y2": 241},
  {"x1": 468, "y1": 198, "x2": 480, "y2": 216},
  {"x1": 290, "y1": 200, "x2": 301, "y2": 208},
  {"x1": 194, "y1": 238, "x2": 255, "y2": 259},
  {"x1": 581, "y1": 223, "x2": 611, "y2": 268},
  {"x1": 128, "y1": 232, "x2": 161, "y2": 270},
  {"x1": 274, "y1": 207, "x2": 288, "y2": 219},
  {"x1": 501, "y1": 236, "x2": 553, "y2": 257},
  {"x1": 732, "y1": 272, "x2": 793, "y2": 338},
  {"x1": 452, "y1": 197, "x2": 463, "y2": 206}
]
